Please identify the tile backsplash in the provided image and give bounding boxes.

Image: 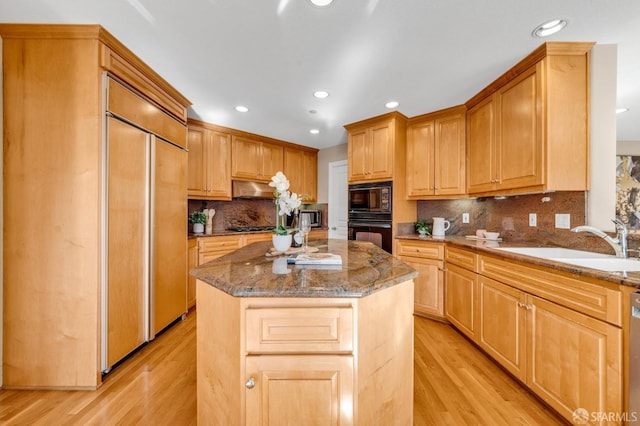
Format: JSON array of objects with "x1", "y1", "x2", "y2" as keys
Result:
[{"x1": 188, "y1": 199, "x2": 328, "y2": 232}]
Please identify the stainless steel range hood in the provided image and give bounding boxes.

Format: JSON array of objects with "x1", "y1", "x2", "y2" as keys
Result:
[{"x1": 232, "y1": 180, "x2": 274, "y2": 199}]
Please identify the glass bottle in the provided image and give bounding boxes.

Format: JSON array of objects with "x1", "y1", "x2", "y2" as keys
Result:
[{"x1": 290, "y1": 209, "x2": 302, "y2": 247}]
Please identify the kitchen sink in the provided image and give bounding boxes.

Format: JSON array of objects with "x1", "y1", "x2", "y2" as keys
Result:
[
  {"x1": 494, "y1": 247, "x2": 640, "y2": 272},
  {"x1": 493, "y1": 247, "x2": 611, "y2": 259},
  {"x1": 546, "y1": 258, "x2": 640, "y2": 272}
]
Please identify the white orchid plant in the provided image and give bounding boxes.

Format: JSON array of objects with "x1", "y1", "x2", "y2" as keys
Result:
[{"x1": 269, "y1": 171, "x2": 302, "y2": 236}]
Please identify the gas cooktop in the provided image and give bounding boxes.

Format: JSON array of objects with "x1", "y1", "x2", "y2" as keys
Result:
[{"x1": 226, "y1": 226, "x2": 275, "y2": 232}]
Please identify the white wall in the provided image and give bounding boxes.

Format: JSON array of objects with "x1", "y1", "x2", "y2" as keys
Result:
[
  {"x1": 588, "y1": 44, "x2": 618, "y2": 231},
  {"x1": 317, "y1": 144, "x2": 347, "y2": 204},
  {"x1": 617, "y1": 140, "x2": 640, "y2": 155}
]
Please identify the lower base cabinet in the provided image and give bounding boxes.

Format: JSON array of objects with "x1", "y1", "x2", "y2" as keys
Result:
[
  {"x1": 197, "y1": 279, "x2": 414, "y2": 425},
  {"x1": 445, "y1": 247, "x2": 623, "y2": 425},
  {"x1": 397, "y1": 239, "x2": 445, "y2": 319}
]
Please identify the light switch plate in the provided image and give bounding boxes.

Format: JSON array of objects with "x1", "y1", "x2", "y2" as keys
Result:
[
  {"x1": 462, "y1": 213, "x2": 470, "y2": 224},
  {"x1": 555, "y1": 213, "x2": 571, "y2": 229},
  {"x1": 529, "y1": 213, "x2": 537, "y2": 227}
]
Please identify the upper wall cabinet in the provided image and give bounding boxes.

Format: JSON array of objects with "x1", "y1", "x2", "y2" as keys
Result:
[
  {"x1": 406, "y1": 106, "x2": 466, "y2": 199},
  {"x1": 283, "y1": 147, "x2": 318, "y2": 202},
  {"x1": 231, "y1": 136, "x2": 284, "y2": 182},
  {"x1": 187, "y1": 119, "x2": 232, "y2": 200},
  {"x1": 345, "y1": 111, "x2": 408, "y2": 183},
  {"x1": 465, "y1": 42, "x2": 594, "y2": 197}
]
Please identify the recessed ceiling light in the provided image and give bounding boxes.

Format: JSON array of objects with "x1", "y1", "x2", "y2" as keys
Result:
[
  {"x1": 532, "y1": 18, "x2": 568, "y2": 38},
  {"x1": 309, "y1": 0, "x2": 334, "y2": 6},
  {"x1": 385, "y1": 101, "x2": 399, "y2": 109},
  {"x1": 313, "y1": 90, "x2": 329, "y2": 99},
  {"x1": 617, "y1": 108, "x2": 629, "y2": 114},
  {"x1": 235, "y1": 105, "x2": 249, "y2": 112},
  {"x1": 310, "y1": 129, "x2": 320, "y2": 134}
]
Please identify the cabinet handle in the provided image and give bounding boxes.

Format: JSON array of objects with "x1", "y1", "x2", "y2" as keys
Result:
[
  {"x1": 518, "y1": 302, "x2": 532, "y2": 310},
  {"x1": 246, "y1": 377, "x2": 256, "y2": 389}
]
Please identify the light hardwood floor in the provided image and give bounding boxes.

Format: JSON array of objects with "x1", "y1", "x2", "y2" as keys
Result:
[{"x1": 0, "y1": 311, "x2": 566, "y2": 425}]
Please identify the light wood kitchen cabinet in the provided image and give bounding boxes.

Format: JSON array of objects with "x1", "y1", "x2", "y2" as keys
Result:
[
  {"x1": 397, "y1": 239, "x2": 445, "y2": 319},
  {"x1": 475, "y1": 254, "x2": 622, "y2": 424},
  {"x1": 187, "y1": 119, "x2": 232, "y2": 200},
  {"x1": 283, "y1": 147, "x2": 318, "y2": 202},
  {"x1": 406, "y1": 106, "x2": 466, "y2": 199},
  {"x1": 1, "y1": 24, "x2": 190, "y2": 388},
  {"x1": 444, "y1": 247, "x2": 480, "y2": 340},
  {"x1": 477, "y1": 275, "x2": 527, "y2": 381},
  {"x1": 197, "y1": 279, "x2": 413, "y2": 425},
  {"x1": 465, "y1": 42, "x2": 593, "y2": 196},
  {"x1": 345, "y1": 111, "x2": 407, "y2": 183},
  {"x1": 231, "y1": 135, "x2": 283, "y2": 182},
  {"x1": 197, "y1": 235, "x2": 244, "y2": 265},
  {"x1": 187, "y1": 239, "x2": 198, "y2": 309}
]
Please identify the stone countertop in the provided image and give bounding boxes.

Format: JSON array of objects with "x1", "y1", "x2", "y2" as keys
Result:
[
  {"x1": 190, "y1": 239, "x2": 418, "y2": 298},
  {"x1": 396, "y1": 234, "x2": 640, "y2": 289}
]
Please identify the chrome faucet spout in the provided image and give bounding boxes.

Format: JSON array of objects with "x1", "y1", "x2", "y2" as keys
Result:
[{"x1": 571, "y1": 220, "x2": 628, "y2": 258}]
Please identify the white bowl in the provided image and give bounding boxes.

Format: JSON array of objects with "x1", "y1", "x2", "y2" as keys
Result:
[{"x1": 485, "y1": 232, "x2": 500, "y2": 240}]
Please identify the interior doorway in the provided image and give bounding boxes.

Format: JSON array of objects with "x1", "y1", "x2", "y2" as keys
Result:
[{"x1": 328, "y1": 160, "x2": 348, "y2": 239}]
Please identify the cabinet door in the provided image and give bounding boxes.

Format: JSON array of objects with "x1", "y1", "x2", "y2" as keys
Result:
[
  {"x1": 302, "y1": 150, "x2": 318, "y2": 202},
  {"x1": 466, "y1": 95, "x2": 497, "y2": 194},
  {"x1": 187, "y1": 239, "x2": 197, "y2": 309},
  {"x1": 368, "y1": 121, "x2": 394, "y2": 180},
  {"x1": 152, "y1": 139, "x2": 187, "y2": 335},
  {"x1": 434, "y1": 114, "x2": 465, "y2": 195},
  {"x1": 206, "y1": 130, "x2": 232, "y2": 199},
  {"x1": 497, "y1": 65, "x2": 542, "y2": 190},
  {"x1": 231, "y1": 136, "x2": 262, "y2": 180},
  {"x1": 260, "y1": 141, "x2": 284, "y2": 180},
  {"x1": 348, "y1": 127, "x2": 368, "y2": 181},
  {"x1": 245, "y1": 355, "x2": 354, "y2": 425},
  {"x1": 527, "y1": 295, "x2": 622, "y2": 422},
  {"x1": 400, "y1": 256, "x2": 444, "y2": 318},
  {"x1": 187, "y1": 126, "x2": 207, "y2": 197},
  {"x1": 406, "y1": 120, "x2": 435, "y2": 197},
  {"x1": 445, "y1": 263, "x2": 478, "y2": 340},
  {"x1": 478, "y1": 276, "x2": 527, "y2": 381},
  {"x1": 106, "y1": 117, "x2": 148, "y2": 368}
]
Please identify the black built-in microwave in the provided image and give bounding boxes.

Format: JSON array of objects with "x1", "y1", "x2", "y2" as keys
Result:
[{"x1": 348, "y1": 181, "x2": 392, "y2": 221}]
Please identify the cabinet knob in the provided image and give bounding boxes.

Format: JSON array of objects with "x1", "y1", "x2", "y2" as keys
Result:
[{"x1": 246, "y1": 377, "x2": 256, "y2": 389}]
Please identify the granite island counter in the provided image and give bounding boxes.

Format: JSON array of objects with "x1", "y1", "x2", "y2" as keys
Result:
[{"x1": 191, "y1": 239, "x2": 417, "y2": 425}]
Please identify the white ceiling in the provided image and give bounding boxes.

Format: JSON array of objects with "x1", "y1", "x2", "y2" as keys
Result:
[{"x1": 1, "y1": 0, "x2": 639, "y2": 149}]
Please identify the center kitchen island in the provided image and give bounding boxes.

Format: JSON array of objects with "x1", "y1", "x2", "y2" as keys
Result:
[{"x1": 191, "y1": 239, "x2": 417, "y2": 425}]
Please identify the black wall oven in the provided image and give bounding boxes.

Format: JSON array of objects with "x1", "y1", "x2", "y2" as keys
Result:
[{"x1": 348, "y1": 181, "x2": 393, "y2": 253}]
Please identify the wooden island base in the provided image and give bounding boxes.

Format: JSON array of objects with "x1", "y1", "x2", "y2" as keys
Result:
[{"x1": 197, "y1": 279, "x2": 414, "y2": 425}]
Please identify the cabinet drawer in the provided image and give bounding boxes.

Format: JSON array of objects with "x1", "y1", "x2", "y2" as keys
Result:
[
  {"x1": 479, "y1": 255, "x2": 621, "y2": 326},
  {"x1": 198, "y1": 236, "x2": 243, "y2": 253},
  {"x1": 396, "y1": 240, "x2": 444, "y2": 259},
  {"x1": 245, "y1": 306, "x2": 354, "y2": 354},
  {"x1": 243, "y1": 232, "x2": 273, "y2": 245},
  {"x1": 445, "y1": 246, "x2": 479, "y2": 271}
]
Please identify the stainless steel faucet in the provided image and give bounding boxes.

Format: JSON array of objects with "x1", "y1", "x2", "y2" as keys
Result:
[{"x1": 571, "y1": 218, "x2": 628, "y2": 258}]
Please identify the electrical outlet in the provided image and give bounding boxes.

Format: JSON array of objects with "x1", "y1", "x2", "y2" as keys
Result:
[
  {"x1": 529, "y1": 213, "x2": 537, "y2": 227},
  {"x1": 555, "y1": 213, "x2": 571, "y2": 229},
  {"x1": 462, "y1": 213, "x2": 470, "y2": 224}
]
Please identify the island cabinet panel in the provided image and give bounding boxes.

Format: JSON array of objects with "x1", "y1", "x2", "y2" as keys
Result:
[
  {"x1": 245, "y1": 355, "x2": 354, "y2": 426},
  {"x1": 196, "y1": 278, "x2": 414, "y2": 425},
  {"x1": 465, "y1": 42, "x2": 593, "y2": 197},
  {"x1": 397, "y1": 239, "x2": 445, "y2": 319}
]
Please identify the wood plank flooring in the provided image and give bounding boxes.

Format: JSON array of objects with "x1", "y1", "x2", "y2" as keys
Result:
[{"x1": 0, "y1": 312, "x2": 566, "y2": 425}]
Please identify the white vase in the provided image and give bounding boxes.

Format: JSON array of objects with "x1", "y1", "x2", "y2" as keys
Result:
[
  {"x1": 193, "y1": 223, "x2": 204, "y2": 234},
  {"x1": 272, "y1": 234, "x2": 292, "y2": 253}
]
